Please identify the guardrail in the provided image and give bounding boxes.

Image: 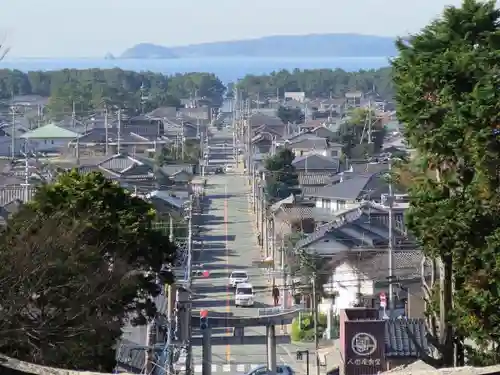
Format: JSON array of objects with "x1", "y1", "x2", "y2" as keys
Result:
[{"x1": 257, "y1": 304, "x2": 305, "y2": 317}]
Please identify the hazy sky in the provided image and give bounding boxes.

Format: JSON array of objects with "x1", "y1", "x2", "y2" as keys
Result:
[{"x1": 0, "y1": 0, "x2": 472, "y2": 57}]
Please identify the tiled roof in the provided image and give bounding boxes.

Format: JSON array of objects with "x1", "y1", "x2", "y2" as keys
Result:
[
  {"x1": 298, "y1": 172, "x2": 336, "y2": 186},
  {"x1": 385, "y1": 319, "x2": 430, "y2": 357},
  {"x1": 292, "y1": 154, "x2": 340, "y2": 171},
  {"x1": 290, "y1": 137, "x2": 328, "y2": 150},
  {"x1": 20, "y1": 123, "x2": 80, "y2": 140},
  {"x1": 295, "y1": 202, "x2": 413, "y2": 254},
  {"x1": 315, "y1": 172, "x2": 386, "y2": 200},
  {"x1": 352, "y1": 250, "x2": 425, "y2": 281}
]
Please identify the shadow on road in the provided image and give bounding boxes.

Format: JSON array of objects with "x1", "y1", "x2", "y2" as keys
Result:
[
  {"x1": 192, "y1": 299, "x2": 233, "y2": 309},
  {"x1": 191, "y1": 335, "x2": 291, "y2": 346},
  {"x1": 192, "y1": 284, "x2": 229, "y2": 295},
  {"x1": 203, "y1": 234, "x2": 236, "y2": 242}
]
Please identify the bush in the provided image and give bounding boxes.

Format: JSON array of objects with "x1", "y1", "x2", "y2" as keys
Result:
[{"x1": 291, "y1": 313, "x2": 328, "y2": 342}]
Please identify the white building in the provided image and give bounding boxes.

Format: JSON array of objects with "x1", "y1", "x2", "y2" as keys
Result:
[{"x1": 20, "y1": 123, "x2": 81, "y2": 153}]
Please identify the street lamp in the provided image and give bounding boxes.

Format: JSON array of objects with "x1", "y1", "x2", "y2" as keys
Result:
[{"x1": 296, "y1": 350, "x2": 310, "y2": 375}]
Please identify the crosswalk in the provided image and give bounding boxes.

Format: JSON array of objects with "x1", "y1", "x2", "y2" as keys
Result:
[{"x1": 176, "y1": 363, "x2": 261, "y2": 373}]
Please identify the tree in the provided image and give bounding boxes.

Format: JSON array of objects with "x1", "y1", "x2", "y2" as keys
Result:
[
  {"x1": 236, "y1": 67, "x2": 394, "y2": 101},
  {"x1": 155, "y1": 140, "x2": 201, "y2": 166},
  {"x1": 264, "y1": 148, "x2": 300, "y2": 201},
  {"x1": 392, "y1": 0, "x2": 500, "y2": 366},
  {"x1": 277, "y1": 106, "x2": 304, "y2": 124},
  {"x1": 0, "y1": 170, "x2": 177, "y2": 370},
  {"x1": 0, "y1": 69, "x2": 223, "y2": 118},
  {"x1": 326, "y1": 107, "x2": 386, "y2": 159}
]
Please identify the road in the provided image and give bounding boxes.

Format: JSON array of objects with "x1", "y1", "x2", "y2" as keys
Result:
[{"x1": 190, "y1": 129, "x2": 312, "y2": 374}]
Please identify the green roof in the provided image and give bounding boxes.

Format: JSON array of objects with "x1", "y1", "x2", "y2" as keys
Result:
[{"x1": 21, "y1": 123, "x2": 80, "y2": 140}]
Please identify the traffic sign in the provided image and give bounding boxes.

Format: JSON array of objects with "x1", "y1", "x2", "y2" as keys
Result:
[{"x1": 380, "y1": 292, "x2": 387, "y2": 308}]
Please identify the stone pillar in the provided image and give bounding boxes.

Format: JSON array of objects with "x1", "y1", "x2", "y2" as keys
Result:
[{"x1": 267, "y1": 325, "x2": 277, "y2": 375}]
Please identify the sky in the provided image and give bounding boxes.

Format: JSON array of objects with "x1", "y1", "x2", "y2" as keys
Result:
[{"x1": 0, "y1": 0, "x2": 474, "y2": 58}]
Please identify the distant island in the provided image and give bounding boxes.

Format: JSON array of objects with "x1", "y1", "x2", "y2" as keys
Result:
[{"x1": 120, "y1": 33, "x2": 397, "y2": 59}]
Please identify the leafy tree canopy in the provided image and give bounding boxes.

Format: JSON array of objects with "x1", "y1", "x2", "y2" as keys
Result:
[
  {"x1": 392, "y1": 0, "x2": 500, "y2": 365},
  {"x1": 264, "y1": 148, "x2": 300, "y2": 200},
  {"x1": 0, "y1": 69, "x2": 225, "y2": 118},
  {"x1": 236, "y1": 67, "x2": 393, "y2": 100},
  {"x1": 277, "y1": 106, "x2": 305, "y2": 124},
  {"x1": 0, "y1": 170, "x2": 177, "y2": 371}
]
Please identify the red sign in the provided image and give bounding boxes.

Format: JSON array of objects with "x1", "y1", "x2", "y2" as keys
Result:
[
  {"x1": 202, "y1": 270, "x2": 210, "y2": 278},
  {"x1": 200, "y1": 309, "x2": 208, "y2": 318}
]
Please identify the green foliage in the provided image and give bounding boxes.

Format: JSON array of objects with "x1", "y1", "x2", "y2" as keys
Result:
[
  {"x1": 290, "y1": 313, "x2": 328, "y2": 342},
  {"x1": 0, "y1": 69, "x2": 225, "y2": 118},
  {"x1": 156, "y1": 140, "x2": 201, "y2": 166},
  {"x1": 338, "y1": 107, "x2": 386, "y2": 158},
  {"x1": 264, "y1": 148, "x2": 300, "y2": 200},
  {"x1": 236, "y1": 67, "x2": 393, "y2": 100},
  {"x1": 0, "y1": 170, "x2": 177, "y2": 370},
  {"x1": 277, "y1": 106, "x2": 305, "y2": 124},
  {"x1": 392, "y1": 0, "x2": 500, "y2": 365}
]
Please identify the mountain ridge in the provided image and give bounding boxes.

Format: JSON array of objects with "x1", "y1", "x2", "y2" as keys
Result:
[{"x1": 120, "y1": 33, "x2": 397, "y2": 59}]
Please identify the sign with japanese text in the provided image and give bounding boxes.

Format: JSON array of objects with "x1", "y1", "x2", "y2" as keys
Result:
[{"x1": 343, "y1": 321, "x2": 385, "y2": 375}]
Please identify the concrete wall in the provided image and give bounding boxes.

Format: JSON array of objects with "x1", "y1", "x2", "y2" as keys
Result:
[{"x1": 0, "y1": 354, "x2": 134, "y2": 375}]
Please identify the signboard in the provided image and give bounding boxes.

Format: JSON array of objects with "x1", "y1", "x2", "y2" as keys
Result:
[{"x1": 343, "y1": 322, "x2": 385, "y2": 375}]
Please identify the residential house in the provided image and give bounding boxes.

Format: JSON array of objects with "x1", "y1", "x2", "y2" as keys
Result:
[
  {"x1": 284, "y1": 92, "x2": 306, "y2": 102},
  {"x1": 178, "y1": 106, "x2": 211, "y2": 121},
  {"x1": 292, "y1": 154, "x2": 340, "y2": 174},
  {"x1": 147, "y1": 107, "x2": 178, "y2": 119},
  {"x1": 7, "y1": 95, "x2": 49, "y2": 113},
  {"x1": 299, "y1": 119, "x2": 326, "y2": 132},
  {"x1": 314, "y1": 170, "x2": 403, "y2": 212},
  {"x1": 20, "y1": 123, "x2": 81, "y2": 153},
  {"x1": 311, "y1": 126, "x2": 337, "y2": 142},
  {"x1": 287, "y1": 135, "x2": 329, "y2": 157},
  {"x1": 68, "y1": 128, "x2": 170, "y2": 157},
  {"x1": 293, "y1": 202, "x2": 423, "y2": 317},
  {"x1": 345, "y1": 91, "x2": 363, "y2": 107}
]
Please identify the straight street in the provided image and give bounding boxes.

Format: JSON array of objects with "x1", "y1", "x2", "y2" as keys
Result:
[{"x1": 191, "y1": 170, "x2": 312, "y2": 373}]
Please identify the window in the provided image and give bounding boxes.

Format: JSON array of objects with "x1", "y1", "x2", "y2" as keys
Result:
[
  {"x1": 331, "y1": 150, "x2": 338, "y2": 156},
  {"x1": 337, "y1": 200, "x2": 346, "y2": 209}
]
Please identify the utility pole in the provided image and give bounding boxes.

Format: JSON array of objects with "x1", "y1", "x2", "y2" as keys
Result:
[
  {"x1": 388, "y1": 158, "x2": 395, "y2": 316},
  {"x1": 185, "y1": 195, "x2": 194, "y2": 375},
  {"x1": 10, "y1": 105, "x2": 15, "y2": 159},
  {"x1": 71, "y1": 101, "x2": 76, "y2": 128},
  {"x1": 312, "y1": 274, "x2": 320, "y2": 375},
  {"x1": 117, "y1": 109, "x2": 121, "y2": 154},
  {"x1": 21, "y1": 151, "x2": 30, "y2": 203},
  {"x1": 104, "y1": 107, "x2": 109, "y2": 156}
]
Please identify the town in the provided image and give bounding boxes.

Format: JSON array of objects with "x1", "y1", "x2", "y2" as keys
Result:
[{"x1": 0, "y1": 1, "x2": 499, "y2": 375}]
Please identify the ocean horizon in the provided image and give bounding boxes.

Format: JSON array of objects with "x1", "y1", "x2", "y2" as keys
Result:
[{"x1": 0, "y1": 56, "x2": 390, "y2": 83}]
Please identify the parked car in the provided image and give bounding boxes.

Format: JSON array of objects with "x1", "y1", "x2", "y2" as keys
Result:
[{"x1": 245, "y1": 365, "x2": 295, "y2": 375}]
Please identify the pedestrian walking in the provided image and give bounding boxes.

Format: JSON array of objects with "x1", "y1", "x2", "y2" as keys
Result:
[{"x1": 272, "y1": 285, "x2": 280, "y2": 306}]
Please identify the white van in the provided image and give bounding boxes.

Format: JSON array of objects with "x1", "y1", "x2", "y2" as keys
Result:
[{"x1": 234, "y1": 283, "x2": 254, "y2": 307}]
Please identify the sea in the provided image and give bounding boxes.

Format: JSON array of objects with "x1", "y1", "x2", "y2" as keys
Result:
[{"x1": 0, "y1": 56, "x2": 391, "y2": 83}]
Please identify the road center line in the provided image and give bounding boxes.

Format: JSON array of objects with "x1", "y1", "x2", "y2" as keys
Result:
[{"x1": 224, "y1": 182, "x2": 231, "y2": 362}]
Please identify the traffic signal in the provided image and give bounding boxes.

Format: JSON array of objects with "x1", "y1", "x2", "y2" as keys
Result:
[{"x1": 200, "y1": 309, "x2": 208, "y2": 330}]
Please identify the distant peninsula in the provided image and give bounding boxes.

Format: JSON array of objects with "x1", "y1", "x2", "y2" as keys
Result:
[{"x1": 120, "y1": 33, "x2": 397, "y2": 59}]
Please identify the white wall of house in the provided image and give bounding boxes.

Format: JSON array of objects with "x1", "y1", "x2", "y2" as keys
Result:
[
  {"x1": 0, "y1": 136, "x2": 26, "y2": 157},
  {"x1": 315, "y1": 198, "x2": 358, "y2": 212},
  {"x1": 322, "y1": 262, "x2": 374, "y2": 315},
  {"x1": 321, "y1": 262, "x2": 426, "y2": 319},
  {"x1": 24, "y1": 138, "x2": 71, "y2": 153},
  {"x1": 292, "y1": 147, "x2": 329, "y2": 157}
]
